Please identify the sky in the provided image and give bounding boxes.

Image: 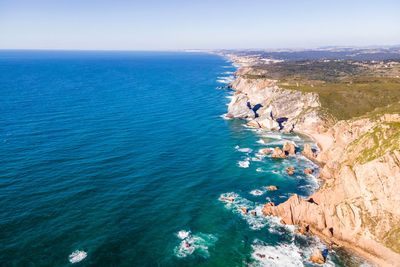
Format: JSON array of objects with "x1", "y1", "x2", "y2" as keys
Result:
[{"x1": 0, "y1": 0, "x2": 399, "y2": 50}]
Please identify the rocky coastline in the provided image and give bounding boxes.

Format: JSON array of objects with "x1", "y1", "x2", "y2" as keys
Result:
[{"x1": 224, "y1": 55, "x2": 400, "y2": 266}]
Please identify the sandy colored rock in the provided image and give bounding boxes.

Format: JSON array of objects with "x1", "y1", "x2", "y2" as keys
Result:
[
  {"x1": 262, "y1": 117, "x2": 400, "y2": 266},
  {"x1": 246, "y1": 120, "x2": 261, "y2": 128},
  {"x1": 265, "y1": 186, "x2": 278, "y2": 191},
  {"x1": 296, "y1": 224, "x2": 310, "y2": 235},
  {"x1": 227, "y1": 76, "x2": 323, "y2": 132},
  {"x1": 271, "y1": 147, "x2": 286, "y2": 158},
  {"x1": 304, "y1": 168, "x2": 314, "y2": 175},
  {"x1": 309, "y1": 249, "x2": 326, "y2": 264},
  {"x1": 258, "y1": 148, "x2": 272, "y2": 155},
  {"x1": 240, "y1": 207, "x2": 248, "y2": 214},
  {"x1": 286, "y1": 166, "x2": 295, "y2": 175},
  {"x1": 302, "y1": 143, "x2": 316, "y2": 160},
  {"x1": 258, "y1": 118, "x2": 280, "y2": 130},
  {"x1": 283, "y1": 141, "x2": 296, "y2": 155}
]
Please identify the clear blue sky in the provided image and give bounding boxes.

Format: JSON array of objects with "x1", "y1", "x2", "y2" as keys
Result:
[{"x1": 0, "y1": 0, "x2": 399, "y2": 50}]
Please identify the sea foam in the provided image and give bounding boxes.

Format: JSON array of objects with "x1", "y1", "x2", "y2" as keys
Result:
[
  {"x1": 174, "y1": 230, "x2": 217, "y2": 258},
  {"x1": 238, "y1": 160, "x2": 250, "y2": 168},
  {"x1": 68, "y1": 250, "x2": 87, "y2": 263},
  {"x1": 219, "y1": 192, "x2": 268, "y2": 230}
]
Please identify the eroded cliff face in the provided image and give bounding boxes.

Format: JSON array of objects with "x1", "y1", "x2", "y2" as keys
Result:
[
  {"x1": 263, "y1": 116, "x2": 400, "y2": 266},
  {"x1": 227, "y1": 74, "x2": 400, "y2": 266},
  {"x1": 227, "y1": 76, "x2": 330, "y2": 134}
]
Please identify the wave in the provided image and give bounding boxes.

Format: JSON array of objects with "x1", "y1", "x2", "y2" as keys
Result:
[
  {"x1": 250, "y1": 237, "x2": 336, "y2": 267},
  {"x1": 238, "y1": 159, "x2": 250, "y2": 168},
  {"x1": 219, "y1": 192, "x2": 268, "y2": 230},
  {"x1": 235, "y1": 146, "x2": 253, "y2": 153},
  {"x1": 250, "y1": 241, "x2": 303, "y2": 267},
  {"x1": 216, "y1": 76, "x2": 234, "y2": 84},
  {"x1": 220, "y1": 114, "x2": 232, "y2": 120},
  {"x1": 69, "y1": 250, "x2": 87, "y2": 263},
  {"x1": 174, "y1": 230, "x2": 217, "y2": 258},
  {"x1": 250, "y1": 189, "x2": 264, "y2": 196}
]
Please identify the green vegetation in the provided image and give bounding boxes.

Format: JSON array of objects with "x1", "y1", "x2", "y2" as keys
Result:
[
  {"x1": 247, "y1": 60, "x2": 400, "y2": 120},
  {"x1": 361, "y1": 102, "x2": 400, "y2": 119},
  {"x1": 383, "y1": 226, "x2": 400, "y2": 254},
  {"x1": 252, "y1": 60, "x2": 366, "y2": 82},
  {"x1": 278, "y1": 77, "x2": 400, "y2": 120},
  {"x1": 348, "y1": 122, "x2": 400, "y2": 164}
]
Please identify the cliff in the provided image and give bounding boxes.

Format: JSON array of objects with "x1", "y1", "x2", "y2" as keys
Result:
[{"x1": 227, "y1": 69, "x2": 400, "y2": 266}]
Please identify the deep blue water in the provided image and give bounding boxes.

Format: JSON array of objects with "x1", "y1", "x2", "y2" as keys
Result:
[{"x1": 0, "y1": 51, "x2": 363, "y2": 267}]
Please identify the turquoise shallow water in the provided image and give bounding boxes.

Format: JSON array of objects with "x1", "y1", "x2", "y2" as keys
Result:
[{"x1": 0, "y1": 51, "x2": 364, "y2": 266}]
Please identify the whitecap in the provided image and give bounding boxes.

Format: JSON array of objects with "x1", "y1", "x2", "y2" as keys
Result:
[
  {"x1": 266, "y1": 216, "x2": 295, "y2": 236},
  {"x1": 177, "y1": 230, "x2": 190, "y2": 240},
  {"x1": 263, "y1": 133, "x2": 283, "y2": 140},
  {"x1": 250, "y1": 189, "x2": 264, "y2": 196},
  {"x1": 219, "y1": 192, "x2": 268, "y2": 230},
  {"x1": 69, "y1": 250, "x2": 87, "y2": 263},
  {"x1": 256, "y1": 139, "x2": 266, "y2": 144},
  {"x1": 250, "y1": 241, "x2": 303, "y2": 267},
  {"x1": 174, "y1": 231, "x2": 217, "y2": 258},
  {"x1": 238, "y1": 160, "x2": 250, "y2": 168},
  {"x1": 235, "y1": 146, "x2": 253, "y2": 153},
  {"x1": 220, "y1": 114, "x2": 232, "y2": 120},
  {"x1": 217, "y1": 76, "x2": 234, "y2": 84}
]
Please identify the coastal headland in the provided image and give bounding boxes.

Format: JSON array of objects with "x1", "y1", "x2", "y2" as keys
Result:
[{"x1": 221, "y1": 49, "x2": 400, "y2": 266}]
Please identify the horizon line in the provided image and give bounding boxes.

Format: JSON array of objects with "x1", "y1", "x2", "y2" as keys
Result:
[{"x1": 0, "y1": 44, "x2": 399, "y2": 53}]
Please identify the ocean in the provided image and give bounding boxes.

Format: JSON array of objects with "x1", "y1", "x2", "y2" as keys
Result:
[{"x1": 0, "y1": 51, "x2": 365, "y2": 266}]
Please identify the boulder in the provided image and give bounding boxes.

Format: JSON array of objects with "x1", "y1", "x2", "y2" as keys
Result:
[
  {"x1": 304, "y1": 168, "x2": 314, "y2": 175},
  {"x1": 302, "y1": 143, "x2": 316, "y2": 159},
  {"x1": 227, "y1": 93, "x2": 255, "y2": 118},
  {"x1": 283, "y1": 141, "x2": 296, "y2": 155},
  {"x1": 286, "y1": 166, "x2": 295, "y2": 175},
  {"x1": 266, "y1": 185, "x2": 278, "y2": 191},
  {"x1": 296, "y1": 224, "x2": 310, "y2": 235},
  {"x1": 262, "y1": 202, "x2": 275, "y2": 215},
  {"x1": 309, "y1": 249, "x2": 326, "y2": 264},
  {"x1": 271, "y1": 147, "x2": 286, "y2": 158},
  {"x1": 247, "y1": 120, "x2": 261, "y2": 128},
  {"x1": 225, "y1": 113, "x2": 234, "y2": 119},
  {"x1": 258, "y1": 118, "x2": 280, "y2": 130},
  {"x1": 259, "y1": 148, "x2": 272, "y2": 155},
  {"x1": 240, "y1": 207, "x2": 248, "y2": 214}
]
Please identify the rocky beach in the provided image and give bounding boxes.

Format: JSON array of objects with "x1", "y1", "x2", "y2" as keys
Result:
[{"x1": 223, "y1": 52, "x2": 400, "y2": 266}]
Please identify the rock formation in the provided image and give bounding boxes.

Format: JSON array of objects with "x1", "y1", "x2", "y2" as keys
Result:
[
  {"x1": 259, "y1": 148, "x2": 272, "y2": 155},
  {"x1": 283, "y1": 141, "x2": 296, "y2": 155},
  {"x1": 263, "y1": 112, "x2": 400, "y2": 266},
  {"x1": 265, "y1": 185, "x2": 278, "y2": 191},
  {"x1": 227, "y1": 76, "x2": 326, "y2": 133},
  {"x1": 302, "y1": 143, "x2": 317, "y2": 160},
  {"x1": 286, "y1": 166, "x2": 295, "y2": 176},
  {"x1": 271, "y1": 147, "x2": 286, "y2": 159},
  {"x1": 309, "y1": 249, "x2": 326, "y2": 264},
  {"x1": 304, "y1": 168, "x2": 314, "y2": 175}
]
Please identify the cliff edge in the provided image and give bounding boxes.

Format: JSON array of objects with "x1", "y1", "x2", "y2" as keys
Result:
[{"x1": 226, "y1": 65, "x2": 400, "y2": 266}]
